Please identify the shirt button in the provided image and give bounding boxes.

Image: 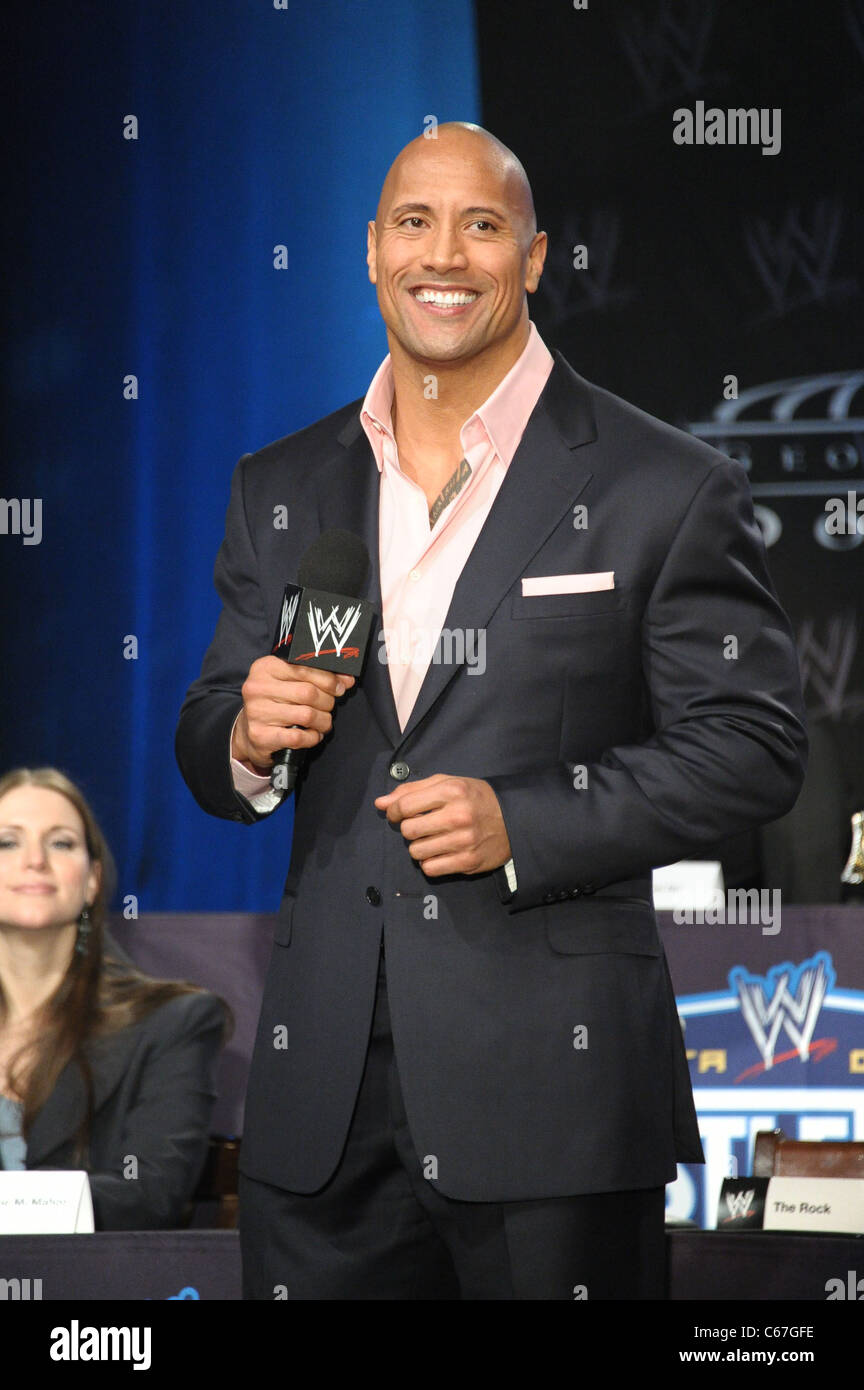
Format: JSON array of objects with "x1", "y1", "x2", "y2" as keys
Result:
[
  {"x1": 571, "y1": 888, "x2": 582, "y2": 899},
  {"x1": 543, "y1": 892, "x2": 556, "y2": 905},
  {"x1": 365, "y1": 887, "x2": 382, "y2": 906},
  {"x1": 557, "y1": 890, "x2": 569, "y2": 901},
  {"x1": 409, "y1": 569, "x2": 421, "y2": 583},
  {"x1": 582, "y1": 884, "x2": 595, "y2": 895},
  {"x1": 389, "y1": 762, "x2": 410, "y2": 780}
]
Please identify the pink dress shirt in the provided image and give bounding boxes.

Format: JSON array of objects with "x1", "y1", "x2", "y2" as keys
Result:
[{"x1": 232, "y1": 322, "x2": 554, "y2": 818}]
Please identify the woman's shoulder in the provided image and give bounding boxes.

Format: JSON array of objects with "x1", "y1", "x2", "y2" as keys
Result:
[
  {"x1": 134, "y1": 989, "x2": 227, "y2": 1040},
  {"x1": 88, "y1": 986, "x2": 228, "y2": 1059}
]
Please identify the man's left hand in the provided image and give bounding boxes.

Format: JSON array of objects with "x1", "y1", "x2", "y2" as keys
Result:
[{"x1": 374, "y1": 774, "x2": 511, "y2": 877}]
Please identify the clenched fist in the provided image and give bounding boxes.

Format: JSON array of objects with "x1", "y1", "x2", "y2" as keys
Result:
[
  {"x1": 231, "y1": 655, "x2": 355, "y2": 774},
  {"x1": 375, "y1": 774, "x2": 512, "y2": 877}
]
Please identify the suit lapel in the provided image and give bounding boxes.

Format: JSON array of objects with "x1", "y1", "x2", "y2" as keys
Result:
[
  {"x1": 26, "y1": 1031, "x2": 137, "y2": 1167},
  {"x1": 317, "y1": 352, "x2": 599, "y2": 751},
  {"x1": 319, "y1": 421, "x2": 402, "y2": 746},
  {"x1": 399, "y1": 352, "x2": 598, "y2": 742}
]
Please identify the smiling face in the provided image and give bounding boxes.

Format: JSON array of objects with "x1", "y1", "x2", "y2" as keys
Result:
[
  {"x1": 0, "y1": 785, "x2": 99, "y2": 935},
  {"x1": 367, "y1": 125, "x2": 546, "y2": 375}
]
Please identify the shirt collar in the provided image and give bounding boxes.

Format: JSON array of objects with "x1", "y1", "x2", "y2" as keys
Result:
[{"x1": 360, "y1": 322, "x2": 554, "y2": 473}]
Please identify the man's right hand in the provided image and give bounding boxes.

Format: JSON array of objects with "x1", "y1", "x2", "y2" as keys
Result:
[{"x1": 231, "y1": 656, "x2": 356, "y2": 774}]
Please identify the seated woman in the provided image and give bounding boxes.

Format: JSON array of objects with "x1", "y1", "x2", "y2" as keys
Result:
[{"x1": 0, "y1": 766, "x2": 230, "y2": 1229}]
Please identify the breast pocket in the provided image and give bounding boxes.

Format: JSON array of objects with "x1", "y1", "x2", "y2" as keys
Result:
[
  {"x1": 510, "y1": 587, "x2": 626, "y2": 620},
  {"x1": 544, "y1": 899, "x2": 661, "y2": 956}
]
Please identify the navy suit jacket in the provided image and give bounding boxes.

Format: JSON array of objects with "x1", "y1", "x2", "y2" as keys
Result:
[
  {"x1": 16, "y1": 992, "x2": 225, "y2": 1229},
  {"x1": 176, "y1": 350, "x2": 807, "y2": 1201}
]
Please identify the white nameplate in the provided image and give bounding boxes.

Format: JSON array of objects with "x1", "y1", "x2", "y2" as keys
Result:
[
  {"x1": 763, "y1": 1176, "x2": 864, "y2": 1235},
  {"x1": 652, "y1": 860, "x2": 724, "y2": 912},
  {"x1": 0, "y1": 1170, "x2": 94, "y2": 1233}
]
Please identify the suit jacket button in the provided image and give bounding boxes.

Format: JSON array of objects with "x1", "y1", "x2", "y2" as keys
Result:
[
  {"x1": 389, "y1": 761, "x2": 410, "y2": 780},
  {"x1": 557, "y1": 889, "x2": 569, "y2": 901},
  {"x1": 365, "y1": 887, "x2": 382, "y2": 906},
  {"x1": 543, "y1": 892, "x2": 556, "y2": 904},
  {"x1": 582, "y1": 883, "x2": 595, "y2": 894},
  {"x1": 571, "y1": 888, "x2": 582, "y2": 898}
]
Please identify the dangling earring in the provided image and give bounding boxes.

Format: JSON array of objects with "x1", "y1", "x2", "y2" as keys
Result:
[{"x1": 75, "y1": 905, "x2": 92, "y2": 956}]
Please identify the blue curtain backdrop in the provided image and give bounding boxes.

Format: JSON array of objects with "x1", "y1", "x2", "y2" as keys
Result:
[{"x1": 2, "y1": 1, "x2": 480, "y2": 910}]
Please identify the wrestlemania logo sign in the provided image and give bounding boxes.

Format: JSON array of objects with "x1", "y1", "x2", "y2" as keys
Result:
[{"x1": 667, "y1": 950, "x2": 864, "y2": 1227}]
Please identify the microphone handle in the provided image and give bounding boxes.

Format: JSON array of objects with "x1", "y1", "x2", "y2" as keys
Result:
[{"x1": 270, "y1": 741, "x2": 304, "y2": 792}]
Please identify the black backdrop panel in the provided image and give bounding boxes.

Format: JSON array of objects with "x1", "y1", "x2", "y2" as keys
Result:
[{"x1": 474, "y1": 0, "x2": 864, "y2": 736}]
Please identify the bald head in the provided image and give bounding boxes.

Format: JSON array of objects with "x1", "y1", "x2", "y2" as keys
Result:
[
  {"x1": 367, "y1": 121, "x2": 546, "y2": 380},
  {"x1": 376, "y1": 122, "x2": 537, "y2": 246}
]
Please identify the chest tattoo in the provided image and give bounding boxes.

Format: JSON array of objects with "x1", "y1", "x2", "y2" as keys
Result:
[{"x1": 428, "y1": 457, "x2": 472, "y2": 527}]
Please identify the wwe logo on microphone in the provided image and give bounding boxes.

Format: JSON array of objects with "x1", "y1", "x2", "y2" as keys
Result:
[
  {"x1": 275, "y1": 591, "x2": 300, "y2": 653},
  {"x1": 278, "y1": 582, "x2": 375, "y2": 675},
  {"x1": 306, "y1": 602, "x2": 364, "y2": 659}
]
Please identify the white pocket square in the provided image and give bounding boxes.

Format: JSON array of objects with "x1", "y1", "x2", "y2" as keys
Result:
[{"x1": 521, "y1": 571, "x2": 615, "y2": 596}]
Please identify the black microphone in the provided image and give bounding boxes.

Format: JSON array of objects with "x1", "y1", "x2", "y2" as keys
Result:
[{"x1": 269, "y1": 529, "x2": 375, "y2": 792}]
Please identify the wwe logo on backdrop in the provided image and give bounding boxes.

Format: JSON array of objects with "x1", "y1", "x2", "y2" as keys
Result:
[
  {"x1": 537, "y1": 212, "x2": 632, "y2": 324},
  {"x1": 614, "y1": 0, "x2": 717, "y2": 107},
  {"x1": 724, "y1": 1189, "x2": 756, "y2": 1221},
  {"x1": 307, "y1": 602, "x2": 363, "y2": 659},
  {"x1": 797, "y1": 614, "x2": 860, "y2": 718},
  {"x1": 743, "y1": 199, "x2": 856, "y2": 319},
  {"x1": 730, "y1": 953, "x2": 833, "y2": 1072}
]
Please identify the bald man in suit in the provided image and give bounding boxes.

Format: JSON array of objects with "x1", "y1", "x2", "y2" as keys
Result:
[{"x1": 177, "y1": 124, "x2": 807, "y2": 1299}]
